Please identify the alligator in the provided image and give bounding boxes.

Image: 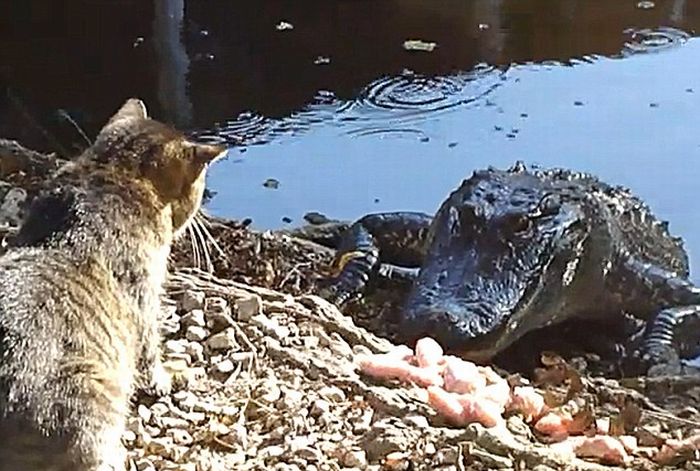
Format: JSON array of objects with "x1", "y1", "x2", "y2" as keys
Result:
[{"x1": 320, "y1": 162, "x2": 700, "y2": 374}]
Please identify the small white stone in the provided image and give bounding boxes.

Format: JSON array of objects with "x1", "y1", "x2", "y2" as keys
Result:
[
  {"x1": 181, "y1": 309, "x2": 206, "y2": 327},
  {"x1": 310, "y1": 399, "x2": 330, "y2": 417},
  {"x1": 185, "y1": 325, "x2": 209, "y2": 342},
  {"x1": 214, "y1": 359, "x2": 235, "y2": 374},
  {"x1": 167, "y1": 428, "x2": 194, "y2": 446},
  {"x1": 150, "y1": 403, "x2": 169, "y2": 417},
  {"x1": 138, "y1": 404, "x2": 152, "y2": 423},
  {"x1": 164, "y1": 339, "x2": 188, "y2": 354},
  {"x1": 318, "y1": 386, "x2": 346, "y2": 402}
]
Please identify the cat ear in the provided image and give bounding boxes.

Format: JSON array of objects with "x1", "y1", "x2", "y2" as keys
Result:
[
  {"x1": 186, "y1": 141, "x2": 227, "y2": 165},
  {"x1": 95, "y1": 98, "x2": 149, "y2": 142},
  {"x1": 107, "y1": 98, "x2": 148, "y2": 125}
]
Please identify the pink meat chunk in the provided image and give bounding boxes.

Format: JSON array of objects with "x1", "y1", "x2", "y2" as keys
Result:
[
  {"x1": 571, "y1": 436, "x2": 631, "y2": 465},
  {"x1": 508, "y1": 386, "x2": 547, "y2": 422},
  {"x1": 534, "y1": 411, "x2": 573, "y2": 441},
  {"x1": 457, "y1": 393, "x2": 504, "y2": 428},
  {"x1": 442, "y1": 356, "x2": 486, "y2": 394},
  {"x1": 414, "y1": 337, "x2": 444, "y2": 368},
  {"x1": 356, "y1": 353, "x2": 443, "y2": 387},
  {"x1": 655, "y1": 433, "x2": 700, "y2": 464}
]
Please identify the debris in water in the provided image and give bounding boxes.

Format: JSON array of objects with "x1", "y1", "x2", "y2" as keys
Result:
[
  {"x1": 263, "y1": 178, "x2": 280, "y2": 189},
  {"x1": 403, "y1": 39, "x2": 437, "y2": 52},
  {"x1": 314, "y1": 56, "x2": 331, "y2": 65},
  {"x1": 636, "y1": 1, "x2": 655, "y2": 9},
  {"x1": 276, "y1": 21, "x2": 294, "y2": 31}
]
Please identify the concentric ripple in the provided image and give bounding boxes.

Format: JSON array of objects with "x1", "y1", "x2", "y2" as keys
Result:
[
  {"x1": 191, "y1": 111, "x2": 272, "y2": 146},
  {"x1": 339, "y1": 66, "x2": 504, "y2": 130},
  {"x1": 622, "y1": 27, "x2": 690, "y2": 56}
]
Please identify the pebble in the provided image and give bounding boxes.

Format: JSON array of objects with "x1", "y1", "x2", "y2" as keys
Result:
[
  {"x1": 311, "y1": 399, "x2": 331, "y2": 417},
  {"x1": 185, "y1": 325, "x2": 209, "y2": 342},
  {"x1": 186, "y1": 341, "x2": 205, "y2": 363},
  {"x1": 181, "y1": 309, "x2": 206, "y2": 327},
  {"x1": 206, "y1": 328, "x2": 238, "y2": 350},
  {"x1": 180, "y1": 290, "x2": 205, "y2": 312},
  {"x1": 165, "y1": 339, "x2": 188, "y2": 355},
  {"x1": 318, "y1": 385, "x2": 346, "y2": 402},
  {"x1": 214, "y1": 359, "x2": 235, "y2": 374},
  {"x1": 235, "y1": 295, "x2": 263, "y2": 321},
  {"x1": 167, "y1": 428, "x2": 194, "y2": 446},
  {"x1": 342, "y1": 449, "x2": 368, "y2": 468}
]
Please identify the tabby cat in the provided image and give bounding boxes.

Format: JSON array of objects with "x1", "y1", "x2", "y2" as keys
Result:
[{"x1": 0, "y1": 99, "x2": 224, "y2": 470}]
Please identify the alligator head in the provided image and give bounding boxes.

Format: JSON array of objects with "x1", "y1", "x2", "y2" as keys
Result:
[{"x1": 400, "y1": 162, "x2": 596, "y2": 360}]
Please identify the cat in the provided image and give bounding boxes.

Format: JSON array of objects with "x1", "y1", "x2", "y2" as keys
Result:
[{"x1": 0, "y1": 98, "x2": 224, "y2": 470}]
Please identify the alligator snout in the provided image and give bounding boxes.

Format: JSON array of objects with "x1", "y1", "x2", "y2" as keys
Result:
[{"x1": 400, "y1": 299, "x2": 506, "y2": 353}]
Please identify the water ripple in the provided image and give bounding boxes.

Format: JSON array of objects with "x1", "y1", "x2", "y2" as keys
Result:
[
  {"x1": 339, "y1": 65, "x2": 504, "y2": 128},
  {"x1": 622, "y1": 27, "x2": 690, "y2": 56},
  {"x1": 192, "y1": 111, "x2": 272, "y2": 146}
]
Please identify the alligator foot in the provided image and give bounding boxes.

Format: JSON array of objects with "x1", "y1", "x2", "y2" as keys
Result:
[{"x1": 644, "y1": 304, "x2": 700, "y2": 376}]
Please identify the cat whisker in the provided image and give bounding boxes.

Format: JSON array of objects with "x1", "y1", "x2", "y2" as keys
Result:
[
  {"x1": 57, "y1": 109, "x2": 93, "y2": 147},
  {"x1": 192, "y1": 217, "x2": 214, "y2": 273},
  {"x1": 195, "y1": 212, "x2": 226, "y2": 258},
  {"x1": 187, "y1": 224, "x2": 202, "y2": 270}
]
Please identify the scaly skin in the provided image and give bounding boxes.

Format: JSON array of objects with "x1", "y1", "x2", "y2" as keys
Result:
[{"x1": 321, "y1": 163, "x2": 699, "y2": 374}]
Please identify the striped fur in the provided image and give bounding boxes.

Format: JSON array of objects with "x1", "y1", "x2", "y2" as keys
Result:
[{"x1": 0, "y1": 99, "x2": 223, "y2": 470}]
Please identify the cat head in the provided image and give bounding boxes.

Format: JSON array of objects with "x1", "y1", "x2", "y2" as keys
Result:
[{"x1": 92, "y1": 98, "x2": 225, "y2": 235}]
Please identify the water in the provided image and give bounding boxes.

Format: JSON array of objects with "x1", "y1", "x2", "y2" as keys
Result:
[{"x1": 1, "y1": 0, "x2": 700, "y2": 279}]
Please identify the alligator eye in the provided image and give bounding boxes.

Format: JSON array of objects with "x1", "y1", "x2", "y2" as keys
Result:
[{"x1": 510, "y1": 215, "x2": 532, "y2": 234}]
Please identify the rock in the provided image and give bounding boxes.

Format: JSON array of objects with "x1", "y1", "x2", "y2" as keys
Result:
[
  {"x1": 168, "y1": 428, "x2": 194, "y2": 446},
  {"x1": 138, "y1": 405, "x2": 152, "y2": 423},
  {"x1": 179, "y1": 290, "x2": 205, "y2": 312},
  {"x1": 206, "y1": 328, "x2": 238, "y2": 350},
  {"x1": 165, "y1": 339, "x2": 188, "y2": 355},
  {"x1": 318, "y1": 385, "x2": 346, "y2": 402},
  {"x1": 342, "y1": 448, "x2": 368, "y2": 468},
  {"x1": 181, "y1": 309, "x2": 206, "y2": 327},
  {"x1": 186, "y1": 341, "x2": 205, "y2": 363},
  {"x1": 214, "y1": 359, "x2": 235, "y2": 374},
  {"x1": 251, "y1": 314, "x2": 290, "y2": 339},
  {"x1": 235, "y1": 295, "x2": 263, "y2": 321},
  {"x1": 205, "y1": 297, "x2": 235, "y2": 331},
  {"x1": 0, "y1": 187, "x2": 26, "y2": 225},
  {"x1": 311, "y1": 399, "x2": 331, "y2": 417},
  {"x1": 133, "y1": 458, "x2": 156, "y2": 471},
  {"x1": 185, "y1": 325, "x2": 209, "y2": 342},
  {"x1": 259, "y1": 445, "x2": 285, "y2": 459}
]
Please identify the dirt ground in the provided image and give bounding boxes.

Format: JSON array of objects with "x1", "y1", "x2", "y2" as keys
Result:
[{"x1": 1, "y1": 139, "x2": 699, "y2": 470}]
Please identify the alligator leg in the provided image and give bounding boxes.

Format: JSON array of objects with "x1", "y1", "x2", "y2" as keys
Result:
[
  {"x1": 611, "y1": 257, "x2": 700, "y2": 374},
  {"x1": 320, "y1": 212, "x2": 432, "y2": 306}
]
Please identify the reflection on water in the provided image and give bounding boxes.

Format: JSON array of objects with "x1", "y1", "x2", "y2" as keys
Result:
[{"x1": 1, "y1": 0, "x2": 700, "y2": 275}]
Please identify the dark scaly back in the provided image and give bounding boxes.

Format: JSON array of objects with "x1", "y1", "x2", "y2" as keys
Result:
[{"x1": 534, "y1": 167, "x2": 689, "y2": 277}]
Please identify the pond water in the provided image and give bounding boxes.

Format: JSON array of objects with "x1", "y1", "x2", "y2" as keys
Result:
[{"x1": 1, "y1": 0, "x2": 700, "y2": 279}]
